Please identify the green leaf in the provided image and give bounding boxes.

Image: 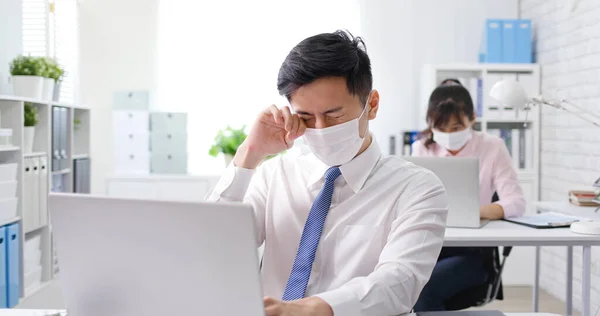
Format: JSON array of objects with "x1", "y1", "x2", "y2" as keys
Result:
[
  {"x1": 208, "y1": 125, "x2": 247, "y2": 156},
  {"x1": 24, "y1": 103, "x2": 38, "y2": 127}
]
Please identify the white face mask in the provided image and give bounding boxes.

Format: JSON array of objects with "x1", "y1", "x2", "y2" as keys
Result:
[
  {"x1": 303, "y1": 103, "x2": 369, "y2": 166},
  {"x1": 432, "y1": 127, "x2": 472, "y2": 151}
]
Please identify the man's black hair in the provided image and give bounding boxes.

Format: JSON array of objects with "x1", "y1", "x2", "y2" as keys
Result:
[{"x1": 277, "y1": 30, "x2": 373, "y2": 104}]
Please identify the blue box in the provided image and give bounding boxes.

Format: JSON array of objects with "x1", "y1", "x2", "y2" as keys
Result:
[
  {"x1": 485, "y1": 19, "x2": 503, "y2": 63},
  {"x1": 0, "y1": 227, "x2": 7, "y2": 308},
  {"x1": 6, "y1": 224, "x2": 19, "y2": 307},
  {"x1": 502, "y1": 20, "x2": 517, "y2": 63},
  {"x1": 516, "y1": 19, "x2": 533, "y2": 63}
]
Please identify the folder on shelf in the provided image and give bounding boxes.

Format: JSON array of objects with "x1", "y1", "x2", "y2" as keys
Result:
[
  {"x1": 75, "y1": 158, "x2": 91, "y2": 194},
  {"x1": 74, "y1": 158, "x2": 85, "y2": 193},
  {"x1": 31, "y1": 157, "x2": 40, "y2": 229},
  {"x1": 516, "y1": 19, "x2": 533, "y2": 63},
  {"x1": 6, "y1": 223, "x2": 20, "y2": 307},
  {"x1": 511, "y1": 129, "x2": 519, "y2": 168},
  {"x1": 0, "y1": 226, "x2": 7, "y2": 308},
  {"x1": 502, "y1": 20, "x2": 517, "y2": 63},
  {"x1": 518, "y1": 129, "x2": 526, "y2": 169},
  {"x1": 52, "y1": 107, "x2": 61, "y2": 171},
  {"x1": 39, "y1": 156, "x2": 48, "y2": 225},
  {"x1": 525, "y1": 129, "x2": 534, "y2": 169},
  {"x1": 59, "y1": 107, "x2": 69, "y2": 171},
  {"x1": 23, "y1": 158, "x2": 33, "y2": 232},
  {"x1": 485, "y1": 19, "x2": 503, "y2": 63}
]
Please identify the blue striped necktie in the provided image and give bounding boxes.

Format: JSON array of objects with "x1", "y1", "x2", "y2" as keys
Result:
[{"x1": 281, "y1": 166, "x2": 341, "y2": 301}]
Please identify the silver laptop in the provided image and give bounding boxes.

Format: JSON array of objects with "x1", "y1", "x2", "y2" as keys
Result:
[
  {"x1": 403, "y1": 157, "x2": 488, "y2": 228},
  {"x1": 49, "y1": 194, "x2": 265, "y2": 316}
]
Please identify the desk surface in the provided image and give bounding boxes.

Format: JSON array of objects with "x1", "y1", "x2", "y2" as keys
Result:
[
  {"x1": 536, "y1": 201, "x2": 600, "y2": 219},
  {"x1": 444, "y1": 220, "x2": 600, "y2": 247},
  {"x1": 0, "y1": 311, "x2": 560, "y2": 316}
]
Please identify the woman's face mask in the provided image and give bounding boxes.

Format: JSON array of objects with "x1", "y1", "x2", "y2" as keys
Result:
[
  {"x1": 302, "y1": 102, "x2": 370, "y2": 166},
  {"x1": 432, "y1": 126, "x2": 472, "y2": 151}
]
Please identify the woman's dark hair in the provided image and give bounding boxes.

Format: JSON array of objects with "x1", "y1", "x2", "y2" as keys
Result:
[
  {"x1": 439, "y1": 78, "x2": 463, "y2": 86},
  {"x1": 277, "y1": 30, "x2": 372, "y2": 104},
  {"x1": 421, "y1": 85, "x2": 475, "y2": 148}
]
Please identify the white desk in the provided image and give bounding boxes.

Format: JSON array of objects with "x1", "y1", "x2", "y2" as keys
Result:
[
  {"x1": 445, "y1": 203, "x2": 600, "y2": 316},
  {"x1": 534, "y1": 201, "x2": 600, "y2": 316},
  {"x1": 0, "y1": 311, "x2": 560, "y2": 316}
]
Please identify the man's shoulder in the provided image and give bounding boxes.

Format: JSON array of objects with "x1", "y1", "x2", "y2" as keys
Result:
[{"x1": 376, "y1": 155, "x2": 439, "y2": 182}]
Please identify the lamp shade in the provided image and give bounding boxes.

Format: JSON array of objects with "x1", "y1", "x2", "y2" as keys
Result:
[{"x1": 489, "y1": 79, "x2": 529, "y2": 110}]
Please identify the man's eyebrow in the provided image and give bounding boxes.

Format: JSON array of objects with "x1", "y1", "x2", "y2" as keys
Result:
[
  {"x1": 295, "y1": 106, "x2": 344, "y2": 116},
  {"x1": 323, "y1": 106, "x2": 344, "y2": 115}
]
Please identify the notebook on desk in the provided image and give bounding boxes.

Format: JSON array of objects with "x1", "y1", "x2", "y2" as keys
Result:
[
  {"x1": 416, "y1": 311, "x2": 505, "y2": 316},
  {"x1": 504, "y1": 211, "x2": 589, "y2": 228}
]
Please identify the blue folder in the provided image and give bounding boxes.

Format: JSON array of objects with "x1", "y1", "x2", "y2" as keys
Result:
[
  {"x1": 6, "y1": 223, "x2": 20, "y2": 307},
  {"x1": 516, "y1": 19, "x2": 532, "y2": 63},
  {"x1": 0, "y1": 227, "x2": 7, "y2": 308},
  {"x1": 502, "y1": 20, "x2": 517, "y2": 63},
  {"x1": 485, "y1": 19, "x2": 503, "y2": 63}
]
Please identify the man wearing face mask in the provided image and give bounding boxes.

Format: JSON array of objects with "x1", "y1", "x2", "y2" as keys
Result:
[{"x1": 207, "y1": 30, "x2": 448, "y2": 316}]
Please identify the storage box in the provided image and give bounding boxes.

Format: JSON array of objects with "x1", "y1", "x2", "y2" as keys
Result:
[
  {"x1": 25, "y1": 235, "x2": 42, "y2": 255},
  {"x1": 24, "y1": 249, "x2": 42, "y2": 275},
  {"x1": 24, "y1": 267, "x2": 42, "y2": 289},
  {"x1": 0, "y1": 129, "x2": 13, "y2": 147},
  {"x1": 0, "y1": 198, "x2": 18, "y2": 221},
  {"x1": 0, "y1": 164, "x2": 17, "y2": 182},
  {"x1": 0, "y1": 181, "x2": 17, "y2": 199},
  {"x1": 150, "y1": 112, "x2": 187, "y2": 132}
]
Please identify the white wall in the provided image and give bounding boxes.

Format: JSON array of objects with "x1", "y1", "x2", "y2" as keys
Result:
[
  {"x1": 79, "y1": 0, "x2": 158, "y2": 194},
  {"x1": 0, "y1": 0, "x2": 23, "y2": 95},
  {"x1": 521, "y1": 0, "x2": 600, "y2": 313},
  {"x1": 359, "y1": 0, "x2": 518, "y2": 154}
]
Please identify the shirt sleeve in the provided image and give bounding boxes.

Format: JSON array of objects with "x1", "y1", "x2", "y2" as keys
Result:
[
  {"x1": 491, "y1": 138, "x2": 527, "y2": 218},
  {"x1": 315, "y1": 171, "x2": 448, "y2": 316},
  {"x1": 411, "y1": 139, "x2": 426, "y2": 156},
  {"x1": 205, "y1": 162, "x2": 269, "y2": 246}
]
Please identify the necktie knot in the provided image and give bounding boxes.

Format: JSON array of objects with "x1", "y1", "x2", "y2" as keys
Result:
[{"x1": 324, "y1": 166, "x2": 341, "y2": 182}]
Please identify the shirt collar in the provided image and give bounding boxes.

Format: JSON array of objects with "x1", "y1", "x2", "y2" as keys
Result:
[{"x1": 307, "y1": 135, "x2": 382, "y2": 193}]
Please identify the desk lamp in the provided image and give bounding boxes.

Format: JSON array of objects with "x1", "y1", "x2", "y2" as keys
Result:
[{"x1": 490, "y1": 80, "x2": 600, "y2": 235}]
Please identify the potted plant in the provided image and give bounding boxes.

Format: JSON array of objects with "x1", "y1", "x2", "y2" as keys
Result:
[
  {"x1": 9, "y1": 55, "x2": 46, "y2": 99},
  {"x1": 45, "y1": 58, "x2": 65, "y2": 102},
  {"x1": 209, "y1": 126, "x2": 247, "y2": 166},
  {"x1": 23, "y1": 103, "x2": 38, "y2": 153}
]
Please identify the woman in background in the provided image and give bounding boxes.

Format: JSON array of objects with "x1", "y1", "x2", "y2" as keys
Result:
[{"x1": 412, "y1": 82, "x2": 526, "y2": 312}]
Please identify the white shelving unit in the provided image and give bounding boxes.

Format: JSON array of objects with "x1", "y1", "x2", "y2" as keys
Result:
[
  {"x1": 420, "y1": 63, "x2": 541, "y2": 286},
  {"x1": 0, "y1": 95, "x2": 90, "y2": 303}
]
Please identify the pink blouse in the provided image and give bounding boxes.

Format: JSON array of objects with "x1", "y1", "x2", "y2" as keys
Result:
[{"x1": 411, "y1": 131, "x2": 525, "y2": 218}]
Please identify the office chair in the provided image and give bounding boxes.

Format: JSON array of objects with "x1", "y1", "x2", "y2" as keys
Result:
[{"x1": 444, "y1": 192, "x2": 513, "y2": 310}]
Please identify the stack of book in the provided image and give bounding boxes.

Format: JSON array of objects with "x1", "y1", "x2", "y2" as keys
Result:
[{"x1": 569, "y1": 190, "x2": 600, "y2": 207}]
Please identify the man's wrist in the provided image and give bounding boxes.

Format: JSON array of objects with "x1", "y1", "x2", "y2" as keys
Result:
[
  {"x1": 233, "y1": 142, "x2": 266, "y2": 169},
  {"x1": 305, "y1": 297, "x2": 333, "y2": 316}
]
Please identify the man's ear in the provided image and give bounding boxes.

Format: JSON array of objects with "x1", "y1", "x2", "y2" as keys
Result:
[{"x1": 367, "y1": 90, "x2": 380, "y2": 120}]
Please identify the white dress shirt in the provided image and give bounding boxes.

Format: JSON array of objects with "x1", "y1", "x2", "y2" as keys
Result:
[{"x1": 207, "y1": 138, "x2": 448, "y2": 316}]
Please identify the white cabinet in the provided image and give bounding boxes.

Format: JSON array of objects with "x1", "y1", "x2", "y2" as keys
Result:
[
  {"x1": 150, "y1": 132, "x2": 187, "y2": 154},
  {"x1": 150, "y1": 112, "x2": 187, "y2": 132},
  {"x1": 150, "y1": 152, "x2": 187, "y2": 174},
  {"x1": 113, "y1": 91, "x2": 150, "y2": 111},
  {"x1": 113, "y1": 111, "x2": 149, "y2": 133},
  {"x1": 114, "y1": 151, "x2": 150, "y2": 175},
  {"x1": 113, "y1": 110, "x2": 150, "y2": 175},
  {"x1": 113, "y1": 100, "x2": 188, "y2": 175}
]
